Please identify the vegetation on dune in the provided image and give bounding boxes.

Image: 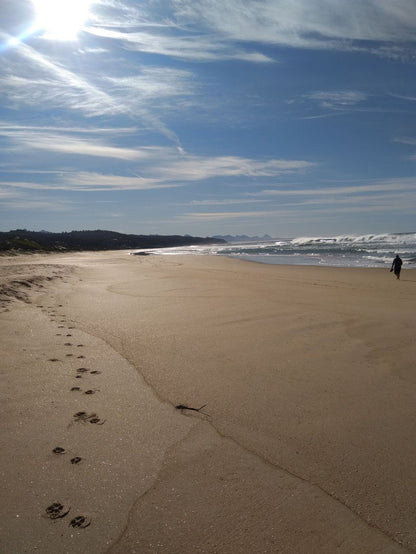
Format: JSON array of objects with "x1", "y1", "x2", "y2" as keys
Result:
[{"x1": 0, "y1": 229, "x2": 225, "y2": 253}]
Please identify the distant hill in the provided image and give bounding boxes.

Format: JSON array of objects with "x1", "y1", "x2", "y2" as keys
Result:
[
  {"x1": 213, "y1": 234, "x2": 273, "y2": 243},
  {"x1": 0, "y1": 229, "x2": 226, "y2": 253}
]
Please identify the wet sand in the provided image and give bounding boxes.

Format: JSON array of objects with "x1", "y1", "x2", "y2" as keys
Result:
[{"x1": 1, "y1": 251, "x2": 415, "y2": 553}]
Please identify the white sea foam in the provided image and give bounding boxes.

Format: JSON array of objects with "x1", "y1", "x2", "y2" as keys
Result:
[
  {"x1": 291, "y1": 232, "x2": 416, "y2": 246},
  {"x1": 131, "y1": 232, "x2": 416, "y2": 268}
]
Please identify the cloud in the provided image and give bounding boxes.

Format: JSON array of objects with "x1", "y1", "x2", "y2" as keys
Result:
[
  {"x1": 249, "y1": 179, "x2": 416, "y2": 197},
  {"x1": 394, "y1": 136, "x2": 416, "y2": 159},
  {"x1": 0, "y1": 128, "x2": 315, "y2": 190},
  {"x1": 2, "y1": 131, "x2": 149, "y2": 161},
  {"x1": 63, "y1": 172, "x2": 176, "y2": 191},
  {"x1": 155, "y1": 155, "x2": 315, "y2": 181},
  {"x1": 303, "y1": 90, "x2": 368, "y2": 110},
  {"x1": 183, "y1": 199, "x2": 266, "y2": 206},
  {"x1": 179, "y1": 210, "x2": 284, "y2": 221},
  {"x1": 179, "y1": 193, "x2": 416, "y2": 223},
  {"x1": 169, "y1": 0, "x2": 416, "y2": 54},
  {"x1": 87, "y1": 26, "x2": 273, "y2": 62},
  {"x1": 178, "y1": 176, "x2": 416, "y2": 223},
  {"x1": 0, "y1": 32, "x2": 191, "y2": 145}
]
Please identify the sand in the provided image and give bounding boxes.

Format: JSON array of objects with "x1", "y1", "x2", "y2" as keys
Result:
[{"x1": 1, "y1": 251, "x2": 415, "y2": 553}]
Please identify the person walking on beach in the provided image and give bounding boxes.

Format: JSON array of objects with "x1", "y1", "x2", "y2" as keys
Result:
[{"x1": 390, "y1": 254, "x2": 403, "y2": 280}]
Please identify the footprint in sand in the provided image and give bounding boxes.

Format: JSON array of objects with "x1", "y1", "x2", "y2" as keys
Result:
[
  {"x1": 44, "y1": 503, "x2": 71, "y2": 520},
  {"x1": 76, "y1": 367, "x2": 89, "y2": 374},
  {"x1": 73, "y1": 411, "x2": 105, "y2": 425},
  {"x1": 69, "y1": 516, "x2": 91, "y2": 528},
  {"x1": 70, "y1": 457, "x2": 82, "y2": 465},
  {"x1": 52, "y1": 446, "x2": 66, "y2": 454}
]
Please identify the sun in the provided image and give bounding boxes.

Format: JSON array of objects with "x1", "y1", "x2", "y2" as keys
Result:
[{"x1": 32, "y1": 0, "x2": 92, "y2": 40}]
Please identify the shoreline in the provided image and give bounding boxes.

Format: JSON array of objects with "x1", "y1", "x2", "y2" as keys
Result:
[{"x1": 1, "y1": 251, "x2": 415, "y2": 553}]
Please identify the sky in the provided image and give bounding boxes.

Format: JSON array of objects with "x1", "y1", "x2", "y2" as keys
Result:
[{"x1": 0, "y1": 0, "x2": 415, "y2": 238}]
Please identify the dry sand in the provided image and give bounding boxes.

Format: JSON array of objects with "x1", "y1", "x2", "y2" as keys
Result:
[{"x1": 1, "y1": 251, "x2": 415, "y2": 553}]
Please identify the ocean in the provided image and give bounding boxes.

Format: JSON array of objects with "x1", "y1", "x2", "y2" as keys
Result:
[{"x1": 133, "y1": 232, "x2": 416, "y2": 269}]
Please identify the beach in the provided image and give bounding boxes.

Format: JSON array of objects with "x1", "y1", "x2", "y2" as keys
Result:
[{"x1": 1, "y1": 251, "x2": 415, "y2": 553}]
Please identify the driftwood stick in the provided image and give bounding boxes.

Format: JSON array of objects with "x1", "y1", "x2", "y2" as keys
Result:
[{"x1": 175, "y1": 403, "x2": 209, "y2": 415}]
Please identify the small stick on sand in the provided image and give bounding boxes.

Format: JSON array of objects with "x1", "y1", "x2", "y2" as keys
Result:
[{"x1": 175, "y1": 403, "x2": 209, "y2": 416}]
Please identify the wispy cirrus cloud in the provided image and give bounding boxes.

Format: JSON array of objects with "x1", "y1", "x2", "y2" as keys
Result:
[
  {"x1": 169, "y1": 0, "x2": 416, "y2": 55},
  {"x1": 393, "y1": 136, "x2": 416, "y2": 160},
  {"x1": 303, "y1": 90, "x2": 368, "y2": 110},
  {"x1": 2, "y1": 131, "x2": 149, "y2": 161},
  {"x1": 0, "y1": 127, "x2": 315, "y2": 190},
  {"x1": 87, "y1": 26, "x2": 273, "y2": 63},
  {"x1": 249, "y1": 179, "x2": 416, "y2": 197},
  {"x1": 0, "y1": 31, "x2": 192, "y2": 146},
  {"x1": 179, "y1": 195, "x2": 416, "y2": 223}
]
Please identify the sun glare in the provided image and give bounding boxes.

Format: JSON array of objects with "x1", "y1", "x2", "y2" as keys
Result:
[{"x1": 32, "y1": 0, "x2": 91, "y2": 40}]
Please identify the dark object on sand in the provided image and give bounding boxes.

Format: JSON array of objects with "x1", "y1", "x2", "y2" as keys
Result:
[
  {"x1": 70, "y1": 457, "x2": 82, "y2": 464},
  {"x1": 52, "y1": 447, "x2": 66, "y2": 454},
  {"x1": 73, "y1": 411, "x2": 106, "y2": 425},
  {"x1": 45, "y1": 503, "x2": 70, "y2": 519},
  {"x1": 89, "y1": 417, "x2": 105, "y2": 425},
  {"x1": 175, "y1": 403, "x2": 209, "y2": 415},
  {"x1": 69, "y1": 516, "x2": 91, "y2": 528}
]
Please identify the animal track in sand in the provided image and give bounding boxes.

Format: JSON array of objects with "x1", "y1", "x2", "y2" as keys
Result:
[
  {"x1": 52, "y1": 446, "x2": 66, "y2": 454},
  {"x1": 64, "y1": 343, "x2": 72, "y2": 346},
  {"x1": 70, "y1": 386, "x2": 81, "y2": 391},
  {"x1": 70, "y1": 457, "x2": 82, "y2": 465},
  {"x1": 48, "y1": 358, "x2": 61, "y2": 362},
  {"x1": 90, "y1": 370, "x2": 101, "y2": 375},
  {"x1": 69, "y1": 516, "x2": 91, "y2": 528},
  {"x1": 73, "y1": 411, "x2": 105, "y2": 425},
  {"x1": 77, "y1": 355, "x2": 86, "y2": 359},
  {"x1": 44, "y1": 503, "x2": 70, "y2": 520},
  {"x1": 76, "y1": 367, "x2": 89, "y2": 373}
]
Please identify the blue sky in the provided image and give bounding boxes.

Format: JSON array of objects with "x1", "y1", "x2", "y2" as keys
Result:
[{"x1": 0, "y1": 0, "x2": 415, "y2": 237}]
